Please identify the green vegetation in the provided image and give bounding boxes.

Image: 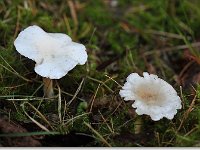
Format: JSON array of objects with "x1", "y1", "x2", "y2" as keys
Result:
[{"x1": 1, "y1": 0, "x2": 200, "y2": 147}]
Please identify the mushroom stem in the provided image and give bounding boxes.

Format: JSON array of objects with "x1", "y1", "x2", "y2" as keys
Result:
[
  {"x1": 43, "y1": 77, "x2": 54, "y2": 98},
  {"x1": 134, "y1": 116, "x2": 142, "y2": 134}
]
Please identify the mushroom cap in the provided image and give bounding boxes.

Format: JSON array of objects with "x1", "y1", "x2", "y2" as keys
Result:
[
  {"x1": 119, "y1": 72, "x2": 182, "y2": 121},
  {"x1": 14, "y1": 25, "x2": 87, "y2": 79}
]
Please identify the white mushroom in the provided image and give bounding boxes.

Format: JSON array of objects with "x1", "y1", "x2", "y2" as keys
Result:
[
  {"x1": 119, "y1": 72, "x2": 182, "y2": 121},
  {"x1": 14, "y1": 25, "x2": 88, "y2": 98}
]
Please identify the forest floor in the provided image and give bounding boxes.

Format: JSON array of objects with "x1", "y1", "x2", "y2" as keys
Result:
[{"x1": 1, "y1": 0, "x2": 200, "y2": 147}]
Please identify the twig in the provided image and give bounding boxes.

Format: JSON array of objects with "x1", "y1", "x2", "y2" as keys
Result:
[
  {"x1": 87, "y1": 76, "x2": 114, "y2": 93},
  {"x1": 105, "y1": 74, "x2": 122, "y2": 87},
  {"x1": 98, "y1": 110, "x2": 114, "y2": 134},
  {"x1": 177, "y1": 95, "x2": 196, "y2": 131},
  {"x1": 84, "y1": 122, "x2": 112, "y2": 147},
  {"x1": 56, "y1": 82, "x2": 62, "y2": 123},
  {"x1": 54, "y1": 88, "x2": 85, "y2": 101},
  {"x1": 64, "y1": 113, "x2": 90, "y2": 125},
  {"x1": 14, "y1": 6, "x2": 20, "y2": 39},
  {"x1": 67, "y1": 78, "x2": 85, "y2": 106},
  {"x1": 144, "y1": 42, "x2": 200, "y2": 56},
  {"x1": 0, "y1": 64, "x2": 31, "y2": 82},
  {"x1": 21, "y1": 102, "x2": 54, "y2": 131},
  {"x1": 145, "y1": 29, "x2": 184, "y2": 39},
  {"x1": 21, "y1": 103, "x2": 50, "y2": 132},
  {"x1": 89, "y1": 84, "x2": 100, "y2": 112}
]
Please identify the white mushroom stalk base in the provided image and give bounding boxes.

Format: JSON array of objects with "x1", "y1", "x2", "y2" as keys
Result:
[{"x1": 43, "y1": 77, "x2": 54, "y2": 98}]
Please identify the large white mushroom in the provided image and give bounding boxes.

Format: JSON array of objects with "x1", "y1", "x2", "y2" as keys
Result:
[{"x1": 14, "y1": 25, "x2": 87, "y2": 98}]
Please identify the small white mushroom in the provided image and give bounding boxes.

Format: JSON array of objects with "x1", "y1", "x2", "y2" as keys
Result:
[
  {"x1": 14, "y1": 25, "x2": 88, "y2": 98},
  {"x1": 119, "y1": 72, "x2": 182, "y2": 121}
]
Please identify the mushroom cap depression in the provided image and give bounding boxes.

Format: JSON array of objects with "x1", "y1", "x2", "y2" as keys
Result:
[{"x1": 14, "y1": 25, "x2": 87, "y2": 79}]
